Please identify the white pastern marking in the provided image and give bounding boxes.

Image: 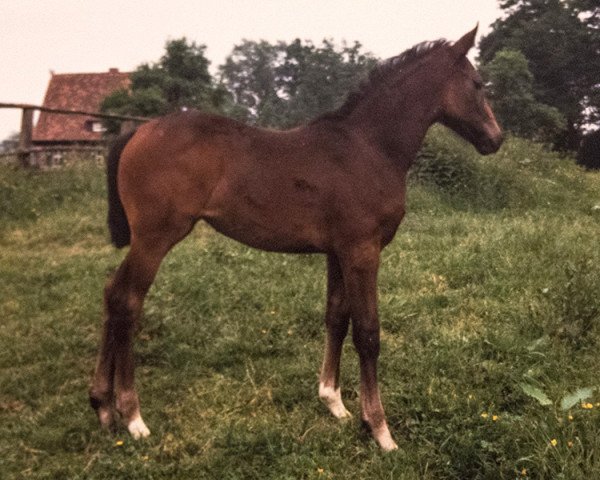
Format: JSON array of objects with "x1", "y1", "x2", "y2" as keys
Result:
[
  {"x1": 128, "y1": 415, "x2": 151, "y2": 439},
  {"x1": 319, "y1": 383, "x2": 352, "y2": 419}
]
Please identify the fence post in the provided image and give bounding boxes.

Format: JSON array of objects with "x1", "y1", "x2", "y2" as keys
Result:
[{"x1": 18, "y1": 108, "x2": 34, "y2": 167}]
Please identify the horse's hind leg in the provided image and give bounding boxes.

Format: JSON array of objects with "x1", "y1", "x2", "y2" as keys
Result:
[
  {"x1": 89, "y1": 226, "x2": 190, "y2": 438},
  {"x1": 319, "y1": 254, "x2": 352, "y2": 418},
  {"x1": 89, "y1": 240, "x2": 165, "y2": 437}
]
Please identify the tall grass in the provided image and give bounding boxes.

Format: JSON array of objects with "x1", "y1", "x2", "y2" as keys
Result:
[{"x1": 1, "y1": 131, "x2": 600, "y2": 479}]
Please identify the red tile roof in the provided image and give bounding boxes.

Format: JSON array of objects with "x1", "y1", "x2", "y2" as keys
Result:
[{"x1": 33, "y1": 69, "x2": 130, "y2": 143}]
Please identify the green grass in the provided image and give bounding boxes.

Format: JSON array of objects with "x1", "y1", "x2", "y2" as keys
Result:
[{"x1": 1, "y1": 131, "x2": 600, "y2": 479}]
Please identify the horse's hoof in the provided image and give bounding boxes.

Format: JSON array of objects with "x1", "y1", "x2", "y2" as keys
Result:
[
  {"x1": 127, "y1": 416, "x2": 151, "y2": 439},
  {"x1": 372, "y1": 424, "x2": 398, "y2": 452},
  {"x1": 319, "y1": 383, "x2": 353, "y2": 419},
  {"x1": 379, "y1": 437, "x2": 399, "y2": 452}
]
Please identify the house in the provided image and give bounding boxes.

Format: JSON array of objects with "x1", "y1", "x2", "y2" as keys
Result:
[{"x1": 33, "y1": 68, "x2": 130, "y2": 146}]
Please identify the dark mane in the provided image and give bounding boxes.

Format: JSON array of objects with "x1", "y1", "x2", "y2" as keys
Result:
[{"x1": 315, "y1": 39, "x2": 449, "y2": 122}]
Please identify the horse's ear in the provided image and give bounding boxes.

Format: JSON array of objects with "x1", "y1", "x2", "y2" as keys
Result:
[{"x1": 452, "y1": 24, "x2": 478, "y2": 58}]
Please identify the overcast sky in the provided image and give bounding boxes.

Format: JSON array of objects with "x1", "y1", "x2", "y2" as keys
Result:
[{"x1": 1, "y1": 0, "x2": 502, "y2": 141}]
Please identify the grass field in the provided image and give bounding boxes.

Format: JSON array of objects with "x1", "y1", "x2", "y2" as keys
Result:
[{"x1": 1, "y1": 132, "x2": 600, "y2": 479}]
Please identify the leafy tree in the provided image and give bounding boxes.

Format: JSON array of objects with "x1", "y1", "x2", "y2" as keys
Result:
[
  {"x1": 481, "y1": 49, "x2": 564, "y2": 142},
  {"x1": 219, "y1": 39, "x2": 377, "y2": 127},
  {"x1": 218, "y1": 40, "x2": 286, "y2": 126},
  {"x1": 282, "y1": 39, "x2": 377, "y2": 127},
  {"x1": 479, "y1": 0, "x2": 600, "y2": 148},
  {"x1": 101, "y1": 38, "x2": 231, "y2": 131}
]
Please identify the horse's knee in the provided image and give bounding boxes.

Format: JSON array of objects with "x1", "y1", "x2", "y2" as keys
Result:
[
  {"x1": 328, "y1": 290, "x2": 349, "y2": 316},
  {"x1": 325, "y1": 291, "x2": 350, "y2": 330},
  {"x1": 352, "y1": 326, "x2": 380, "y2": 360}
]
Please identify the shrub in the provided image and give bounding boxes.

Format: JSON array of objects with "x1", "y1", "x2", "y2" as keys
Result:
[{"x1": 411, "y1": 127, "x2": 527, "y2": 211}]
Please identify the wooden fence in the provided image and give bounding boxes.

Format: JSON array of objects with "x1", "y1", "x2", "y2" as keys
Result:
[{"x1": 0, "y1": 103, "x2": 149, "y2": 167}]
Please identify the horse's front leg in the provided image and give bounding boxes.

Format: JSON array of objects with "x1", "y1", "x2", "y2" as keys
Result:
[
  {"x1": 340, "y1": 243, "x2": 398, "y2": 451},
  {"x1": 319, "y1": 254, "x2": 352, "y2": 418}
]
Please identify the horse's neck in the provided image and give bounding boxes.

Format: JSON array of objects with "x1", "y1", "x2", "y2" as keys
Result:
[{"x1": 346, "y1": 73, "x2": 443, "y2": 169}]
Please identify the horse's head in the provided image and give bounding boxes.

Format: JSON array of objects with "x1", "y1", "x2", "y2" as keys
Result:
[{"x1": 438, "y1": 26, "x2": 503, "y2": 155}]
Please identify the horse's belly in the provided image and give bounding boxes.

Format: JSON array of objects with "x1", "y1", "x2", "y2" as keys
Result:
[
  {"x1": 201, "y1": 175, "x2": 327, "y2": 253},
  {"x1": 204, "y1": 213, "x2": 325, "y2": 254}
]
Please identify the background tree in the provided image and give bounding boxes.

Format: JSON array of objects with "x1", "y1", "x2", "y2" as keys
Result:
[
  {"x1": 480, "y1": 49, "x2": 564, "y2": 143},
  {"x1": 478, "y1": 0, "x2": 600, "y2": 149},
  {"x1": 101, "y1": 38, "x2": 231, "y2": 131},
  {"x1": 218, "y1": 40, "x2": 286, "y2": 126},
  {"x1": 219, "y1": 39, "x2": 377, "y2": 127},
  {"x1": 279, "y1": 39, "x2": 377, "y2": 127}
]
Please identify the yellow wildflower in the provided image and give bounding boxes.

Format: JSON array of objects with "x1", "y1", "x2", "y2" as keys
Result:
[
  {"x1": 114, "y1": 440, "x2": 124, "y2": 447},
  {"x1": 567, "y1": 441, "x2": 574, "y2": 448},
  {"x1": 317, "y1": 467, "x2": 324, "y2": 474},
  {"x1": 568, "y1": 414, "x2": 574, "y2": 421},
  {"x1": 521, "y1": 467, "x2": 527, "y2": 476},
  {"x1": 480, "y1": 412, "x2": 489, "y2": 419},
  {"x1": 492, "y1": 415, "x2": 499, "y2": 422},
  {"x1": 582, "y1": 402, "x2": 594, "y2": 410},
  {"x1": 550, "y1": 438, "x2": 558, "y2": 447}
]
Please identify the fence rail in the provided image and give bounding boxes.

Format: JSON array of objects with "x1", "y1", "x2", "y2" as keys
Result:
[
  {"x1": 0, "y1": 103, "x2": 149, "y2": 122},
  {"x1": 0, "y1": 102, "x2": 150, "y2": 167}
]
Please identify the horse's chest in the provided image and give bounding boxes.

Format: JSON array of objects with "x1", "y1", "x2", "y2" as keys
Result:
[{"x1": 349, "y1": 176, "x2": 406, "y2": 246}]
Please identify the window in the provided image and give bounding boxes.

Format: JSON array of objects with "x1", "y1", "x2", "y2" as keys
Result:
[
  {"x1": 91, "y1": 121, "x2": 106, "y2": 133},
  {"x1": 85, "y1": 120, "x2": 106, "y2": 133}
]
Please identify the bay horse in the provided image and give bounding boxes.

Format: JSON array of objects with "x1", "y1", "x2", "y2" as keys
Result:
[{"x1": 89, "y1": 26, "x2": 502, "y2": 451}]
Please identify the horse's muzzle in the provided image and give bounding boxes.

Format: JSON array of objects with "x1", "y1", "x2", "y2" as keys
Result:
[{"x1": 476, "y1": 131, "x2": 503, "y2": 155}]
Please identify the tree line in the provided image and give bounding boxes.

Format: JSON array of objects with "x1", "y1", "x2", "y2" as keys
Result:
[
  {"x1": 478, "y1": 0, "x2": 599, "y2": 160},
  {"x1": 102, "y1": 0, "x2": 599, "y2": 165},
  {"x1": 101, "y1": 38, "x2": 377, "y2": 132}
]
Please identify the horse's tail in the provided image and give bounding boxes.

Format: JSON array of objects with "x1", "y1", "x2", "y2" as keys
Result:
[{"x1": 106, "y1": 130, "x2": 137, "y2": 248}]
